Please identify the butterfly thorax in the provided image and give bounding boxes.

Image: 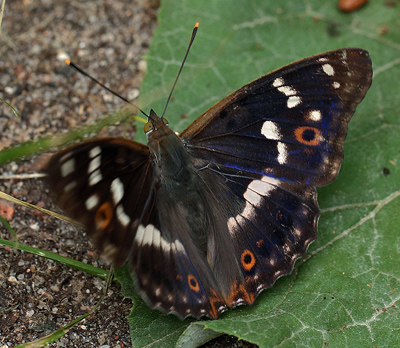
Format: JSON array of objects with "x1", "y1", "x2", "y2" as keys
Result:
[{"x1": 147, "y1": 111, "x2": 192, "y2": 185}]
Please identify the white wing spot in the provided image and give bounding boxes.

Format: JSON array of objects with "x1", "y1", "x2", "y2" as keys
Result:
[
  {"x1": 274, "y1": 80, "x2": 300, "y2": 108},
  {"x1": 287, "y1": 96, "x2": 301, "y2": 108},
  {"x1": 240, "y1": 195, "x2": 256, "y2": 220},
  {"x1": 309, "y1": 110, "x2": 322, "y2": 121},
  {"x1": 278, "y1": 85, "x2": 296, "y2": 96},
  {"x1": 60, "y1": 158, "x2": 75, "y2": 177},
  {"x1": 88, "y1": 147, "x2": 102, "y2": 174},
  {"x1": 88, "y1": 156, "x2": 101, "y2": 174},
  {"x1": 85, "y1": 194, "x2": 99, "y2": 210},
  {"x1": 88, "y1": 148, "x2": 102, "y2": 186},
  {"x1": 89, "y1": 146, "x2": 101, "y2": 159},
  {"x1": 247, "y1": 177, "x2": 279, "y2": 202},
  {"x1": 141, "y1": 224, "x2": 155, "y2": 246},
  {"x1": 111, "y1": 178, "x2": 124, "y2": 204},
  {"x1": 333, "y1": 81, "x2": 340, "y2": 89},
  {"x1": 175, "y1": 240, "x2": 185, "y2": 253},
  {"x1": 116, "y1": 205, "x2": 130, "y2": 227},
  {"x1": 272, "y1": 77, "x2": 284, "y2": 87},
  {"x1": 135, "y1": 224, "x2": 173, "y2": 253},
  {"x1": 88, "y1": 170, "x2": 102, "y2": 186},
  {"x1": 135, "y1": 225, "x2": 145, "y2": 245},
  {"x1": 227, "y1": 217, "x2": 237, "y2": 232},
  {"x1": 59, "y1": 152, "x2": 73, "y2": 163},
  {"x1": 64, "y1": 180, "x2": 77, "y2": 192},
  {"x1": 277, "y1": 142, "x2": 287, "y2": 164},
  {"x1": 261, "y1": 120, "x2": 281, "y2": 140},
  {"x1": 160, "y1": 236, "x2": 171, "y2": 253},
  {"x1": 322, "y1": 64, "x2": 334, "y2": 76},
  {"x1": 227, "y1": 176, "x2": 281, "y2": 236},
  {"x1": 153, "y1": 224, "x2": 161, "y2": 249}
]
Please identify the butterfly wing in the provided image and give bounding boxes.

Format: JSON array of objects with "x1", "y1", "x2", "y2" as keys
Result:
[
  {"x1": 129, "y1": 193, "x2": 228, "y2": 319},
  {"x1": 46, "y1": 138, "x2": 153, "y2": 266},
  {"x1": 199, "y1": 164, "x2": 319, "y2": 309},
  {"x1": 46, "y1": 134, "x2": 229, "y2": 319},
  {"x1": 175, "y1": 48, "x2": 372, "y2": 314},
  {"x1": 181, "y1": 48, "x2": 372, "y2": 186}
]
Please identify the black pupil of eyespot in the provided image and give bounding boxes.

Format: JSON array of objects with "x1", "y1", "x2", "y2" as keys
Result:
[
  {"x1": 244, "y1": 254, "x2": 252, "y2": 264},
  {"x1": 302, "y1": 129, "x2": 316, "y2": 141}
]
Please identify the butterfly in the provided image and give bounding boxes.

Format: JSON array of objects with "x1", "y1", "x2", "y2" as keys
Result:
[{"x1": 45, "y1": 46, "x2": 372, "y2": 319}]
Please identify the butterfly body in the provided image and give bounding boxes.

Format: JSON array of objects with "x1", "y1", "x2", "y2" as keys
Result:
[
  {"x1": 46, "y1": 48, "x2": 372, "y2": 319},
  {"x1": 147, "y1": 111, "x2": 192, "y2": 186}
]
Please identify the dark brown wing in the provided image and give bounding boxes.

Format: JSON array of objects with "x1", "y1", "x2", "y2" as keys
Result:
[{"x1": 45, "y1": 137, "x2": 152, "y2": 266}]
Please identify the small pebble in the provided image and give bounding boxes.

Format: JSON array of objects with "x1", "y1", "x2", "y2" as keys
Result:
[{"x1": 338, "y1": 0, "x2": 368, "y2": 12}]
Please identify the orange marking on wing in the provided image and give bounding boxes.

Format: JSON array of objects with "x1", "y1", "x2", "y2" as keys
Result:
[
  {"x1": 241, "y1": 249, "x2": 256, "y2": 272},
  {"x1": 294, "y1": 126, "x2": 322, "y2": 146},
  {"x1": 188, "y1": 274, "x2": 201, "y2": 292},
  {"x1": 95, "y1": 201, "x2": 113, "y2": 231},
  {"x1": 256, "y1": 239, "x2": 264, "y2": 248},
  {"x1": 208, "y1": 288, "x2": 226, "y2": 319},
  {"x1": 226, "y1": 281, "x2": 255, "y2": 307}
]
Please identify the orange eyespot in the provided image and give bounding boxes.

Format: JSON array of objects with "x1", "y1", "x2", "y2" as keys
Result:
[
  {"x1": 95, "y1": 201, "x2": 113, "y2": 231},
  {"x1": 188, "y1": 274, "x2": 200, "y2": 292},
  {"x1": 144, "y1": 121, "x2": 154, "y2": 134},
  {"x1": 240, "y1": 249, "x2": 256, "y2": 272},
  {"x1": 294, "y1": 126, "x2": 322, "y2": 146}
]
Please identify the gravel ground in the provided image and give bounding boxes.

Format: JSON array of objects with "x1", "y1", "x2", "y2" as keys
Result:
[
  {"x1": 0, "y1": 1, "x2": 257, "y2": 347},
  {"x1": 0, "y1": 1, "x2": 157, "y2": 347}
]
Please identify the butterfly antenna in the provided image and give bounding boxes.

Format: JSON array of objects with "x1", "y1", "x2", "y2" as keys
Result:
[
  {"x1": 64, "y1": 59, "x2": 149, "y2": 118},
  {"x1": 161, "y1": 22, "x2": 199, "y2": 119}
]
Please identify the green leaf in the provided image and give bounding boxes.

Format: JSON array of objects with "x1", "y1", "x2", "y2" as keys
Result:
[{"x1": 120, "y1": 0, "x2": 400, "y2": 347}]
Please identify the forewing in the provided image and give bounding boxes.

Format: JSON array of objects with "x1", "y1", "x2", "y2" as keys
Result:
[
  {"x1": 45, "y1": 138, "x2": 152, "y2": 266},
  {"x1": 181, "y1": 48, "x2": 372, "y2": 186}
]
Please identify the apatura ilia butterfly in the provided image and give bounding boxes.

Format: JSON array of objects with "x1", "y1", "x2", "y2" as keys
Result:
[{"x1": 45, "y1": 25, "x2": 373, "y2": 319}]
